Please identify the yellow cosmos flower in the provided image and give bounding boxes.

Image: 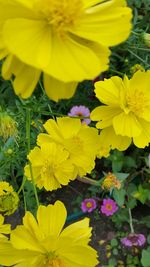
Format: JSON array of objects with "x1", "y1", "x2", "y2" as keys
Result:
[
  {"x1": 37, "y1": 117, "x2": 100, "y2": 176},
  {"x1": 0, "y1": 0, "x2": 132, "y2": 85},
  {"x1": 0, "y1": 201, "x2": 98, "y2": 267},
  {"x1": 0, "y1": 182, "x2": 19, "y2": 215},
  {"x1": 0, "y1": 214, "x2": 11, "y2": 240},
  {"x1": 91, "y1": 70, "x2": 150, "y2": 149},
  {"x1": 24, "y1": 142, "x2": 76, "y2": 191}
]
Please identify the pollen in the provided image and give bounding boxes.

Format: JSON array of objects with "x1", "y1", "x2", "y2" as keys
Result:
[
  {"x1": 126, "y1": 90, "x2": 147, "y2": 117},
  {"x1": 35, "y1": 0, "x2": 83, "y2": 37},
  {"x1": 48, "y1": 257, "x2": 66, "y2": 267}
]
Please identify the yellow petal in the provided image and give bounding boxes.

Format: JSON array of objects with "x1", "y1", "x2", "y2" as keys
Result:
[
  {"x1": 0, "y1": 0, "x2": 37, "y2": 20},
  {"x1": 11, "y1": 226, "x2": 44, "y2": 252},
  {"x1": 3, "y1": 19, "x2": 52, "y2": 70},
  {"x1": 0, "y1": 240, "x2": 38, "y2": 266},
  {"x1": 13, "y1": 63, "x2": 41, "y2": 98},
  {"x1": 27, "y1": 147, "x2": 44, "y2": 166},
  {"x1": 91, "y1": 106, "x2": 121, "y2": 128},
  {"x1": 44, "y1": 35, "x2": 106, "y2": 82},
  {"x1": 94, "y1": 76, "x2": 123, "y2": 105},
  {"x1": 37, "y1": 201, "x2": 67, "y2": 238},
  {"x1": 43, "y1": 120, "x2": 64, "y2": 143},
  {"x1": 61, "y1": 218, "x2": 91, "y2": 245},
  {"x1": 59, "y1": 245, "x2": 98, "y2": 266},
  {"x1": 133, "y1": 119, "x2": 150, "y2": 148},
  {"x1": 100, "y1": 127, "x2": 131, "y2": 151},
  {"x1": 43, "y1": 73, "x2": 77, "y2": 102},
  {"x1": 113, "y1": 112, "x2": 142, "y2": 137},
  {"x1": 57, "y1": 117, "x2": 81, "y2": 139},
  {"x1": 72, "y1": 0, "x2": 132, "y2": 46},
  {"x1": 37, "y1": 133, "x2": 53, "y2": 147}
]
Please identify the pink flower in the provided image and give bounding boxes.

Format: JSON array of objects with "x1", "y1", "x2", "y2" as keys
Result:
[
  {"x1": 121, "y1": 233, "x2": 146, "y2": 247},
  {"x1": 81, "y1": 198, "x2": 97, "y2": 213},
  {"x1": 68, "y1": 105, "x2": 91, "y2": 125},
  {"x1": 101, "y1": 198, "x2": 118, "y2": 216}
]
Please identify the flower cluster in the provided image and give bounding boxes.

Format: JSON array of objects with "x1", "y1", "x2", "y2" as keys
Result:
[
  {"x1": 25, "y1": 117, "x2": 101, "y2": 191},
  {"x1": 102, "y1": 172, "x2": 121, "y2": 190},
  {"x1": 91, "y1": 70, "x2": 150, "y2": 150},
  {"x1": 0, "y1": 0, "x2": 132, "y2": 101},
  {"x1": 0, "y1": 201, "x2": 98, "y2": 267}
]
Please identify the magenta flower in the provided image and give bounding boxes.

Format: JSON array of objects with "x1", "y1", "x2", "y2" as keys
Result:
[
  {"x1": 101, "y1": 198, "x2": 118, "y2": 216},
  {"x1": 121, "y1": 233, "x2": 146, "y2": 247},
  {"x1": 81, "y1": 198, "x2": 97, "y2": 213},
  {"x1": 68, "y1": 105, "x2": 91, "y2": 125}
]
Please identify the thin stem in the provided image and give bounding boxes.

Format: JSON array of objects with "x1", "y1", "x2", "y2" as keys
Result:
[
  {"x1": 77, "y1": 176, "x2": 99, "y2": 186},
  {"x1": 26, "y1": 108, "x2": 39, "y2": 207},
  {"x1": 128, "y1": 49, "x2": 149, "y2": 66},
  {"x1": 128, "y1": 208, "x2": 134, "y2": 234},
  {"x1": 22, "y1": 187, "x2": 27, "y2": 212},
  {"x1": 17, "y1": 176, "x2": 27, "y2": 195},
  {"x1": 128, "y1": 46, "x2": 150, "y2": 52},
  {"x1": 39, "y1": 81, "x2": 55, "y2": 119},
  {"x1": 131, "y1": 30, "x2": 140, "y2": 36}
]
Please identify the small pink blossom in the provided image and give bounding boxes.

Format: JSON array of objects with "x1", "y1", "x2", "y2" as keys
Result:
[
  {"x1": 101, "y1": 198, "x2": 118, "y2": 216},
  {"x1": 68, "y1": 105, "x2": 91, "y2": 125},
  {"x1": 81, "y1": 198, "x2": 97, "y2": 213},
  {"x1": 121, "y1": 233, "x2": 146, "y2": 247}
]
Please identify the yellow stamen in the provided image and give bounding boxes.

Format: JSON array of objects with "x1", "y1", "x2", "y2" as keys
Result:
[{"x1": 35, "y1": 0, "x2": 83, "y2": 37}]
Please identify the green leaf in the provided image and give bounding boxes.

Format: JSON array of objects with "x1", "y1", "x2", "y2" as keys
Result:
[
  {"x1": 111, "y1": 239, "x2": 118, "y2": 247},
  {"x1": 113, "y1": 188, "x2": 126, "y2": 207},
  {"x1": 141, "y1": 249, "x2": 150, "y2": 267},
  {"x1": 147, "y1": 234, "x2": 150, "y2": 245},
  {"x1": 133, "y1": 185, "x2": 150, "y2": 204}
]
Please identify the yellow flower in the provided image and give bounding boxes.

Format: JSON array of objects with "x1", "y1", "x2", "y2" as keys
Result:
[
  {"x1": 0, "y1": 214, "x2": 11, "y2": 240},
  {"x1": 102, "y1": 172, "x2": 121, "y2": 190},
  {"x1": 0, "y1": 111, "x2": 18, "y2": 140},
  {"x1": 91, "y1": 70, "x2": 150, "y2": 149},
  {"x1": 0, "y1": 182, "x2": 19, "y2": 216},
  {"x1": 37, "y1": 117, "x2": 100, "y2": 176},
  {"x1": 0, "y1": 0, "x2": 132, "y2": 89},
  {"x1": 0, "y1": 201, "x2": 98, "y2": 267},
  {"x1": 24, "y1": 142, "x2": 76, "y2": 191}
]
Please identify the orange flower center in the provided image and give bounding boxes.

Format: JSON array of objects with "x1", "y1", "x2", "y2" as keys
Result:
[
  {"x1": 106, "y1": 204, "x2": 112, "y2": 211},
  {"x1": 86, "y1": 202, "x2": 93, "y2": 208}
]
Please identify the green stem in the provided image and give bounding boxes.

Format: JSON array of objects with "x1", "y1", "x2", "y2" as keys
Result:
[
  {"x1": 128, "y1": 46, "x2": 150, "y2": 52},
  {"x1": 39, "y1": 81, "x2": 55, "y2": 120},
  {"x1": 128, "y1": 208, "x2": 134, "y2": 234},
  {"x1": 22, "y1": 187, "x2": 27, "y2": 212},
  {"x1": 127, "y1": 49, "x2": 149, "y2": 66},
  {"x1": 17, "y1": 176, "x2": 27, "y2": 195},
  {"x1": 26, "y1": 108, "x2": 39, "y2": 207},
  {"x1": 77, "y1": 176, "x2": 99, "y2": 186}
]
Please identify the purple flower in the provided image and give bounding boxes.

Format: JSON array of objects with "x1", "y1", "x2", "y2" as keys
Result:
[
  {"x1": 68, "y1": 105, "x2": 91, "y2": 125},
  {"x1": 121, "y1": 233, "x2": 146, "y2": 247},
  {"x1": 81, "y1": 198, "x2": 97, "y2": 213},
  {"x1": 101, "y1": 198, "x2": 118, "y2": 216}
]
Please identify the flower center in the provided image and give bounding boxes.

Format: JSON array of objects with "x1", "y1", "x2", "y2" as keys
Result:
[
  {"x1": 35, "y1": 0, "x2": 83, "y2": 37},
  {"x1": 126, "y1": 90, "x2": 147, "y2": 117},
  {"x1": 86, "y1": 202, "x2": 93, "y2": 208},
  {"x1": 41, "y1": 160, "x2": 55, "y2": 178},
  {"x1": 106, "y1": 204, "x2": 112, "y2": 211},
  {"x1": 76, "y1": 112, "x2": 83, "y2": 117},
  {"x1": 48, "y1": 258, "x2": 66, "y2": 267}
]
